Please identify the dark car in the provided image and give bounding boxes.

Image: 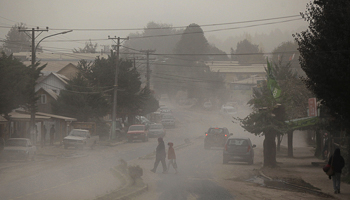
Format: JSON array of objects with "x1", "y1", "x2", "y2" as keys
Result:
[
  {"x1": 223, "y1": 137, "x2": 256, "y2": 165},
  {"x1": 148, "y1": 123, "x2": 166, "y2": 138},
  {"x1": 204, "y1": 127, "x2": 230, "y2": 149},
  {"x1": 127, "y1": 125, "x2": 149, "y2": 142}
]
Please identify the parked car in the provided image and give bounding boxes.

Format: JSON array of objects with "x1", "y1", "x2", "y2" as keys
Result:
[
  {"x1": 219, "y1": 106, "x2": 237, "y2": 117},
  {"x1": 204, "y1": 127, "x2": 231, "y2": 149},
  {"x1": 127, "y1": 124, "x2": 149, "y2": 142},
  {"x1": 203, "y1": 101, "x2": 212, "y2": 110},
  {"x1": 1, "y1": 138, "x2": 36, "y2": 161},
  {"x1": 63, "y1": 129, "x2": 98, "y2": 149},
  {"x1": 223, "y1": 137, "x2": 256, "y2": 165},
  {"x1": 161, "y1": 114, "x2": 176, "y2": 128},
  {"x1": 148, "y1": 123, "x2": 166, "y2": 138}
]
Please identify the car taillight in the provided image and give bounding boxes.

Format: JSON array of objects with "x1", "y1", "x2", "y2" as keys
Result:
[
  {"x1": 205, "y1": 133, "x2": 208, "y2": 136},
  {"x1": 225, "y1": 134, "x2": 227, "y2": 137},
  {"x1": 247, "y1": 145, "x2": 251, "y2": 152}
]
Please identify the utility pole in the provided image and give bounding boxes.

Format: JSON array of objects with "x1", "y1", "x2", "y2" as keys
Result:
[
  {"x1": 108, "y1": 36, "x2": 128, "y2": 140},
  {"x1": 19, "y1": 27, "x2": 72, "y2": 145},
  {"x1": 19, "y1": 27, "x2": 48, "y2": 145},
  {"x1": 140, "y1": 50, "x2": 155, "y2": 89}
]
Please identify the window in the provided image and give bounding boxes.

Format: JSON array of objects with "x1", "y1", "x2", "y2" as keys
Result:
[{"x1": 40, "y1": 94, "x2": 47, "y2": 104}]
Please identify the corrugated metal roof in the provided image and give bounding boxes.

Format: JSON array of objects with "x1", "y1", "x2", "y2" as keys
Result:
[
  {"x1": 8, "y1": 112, "x2": 50, "y2": 121},
  {"x1": 36, "y1": 112, "x2": 76, "y2": 121}
]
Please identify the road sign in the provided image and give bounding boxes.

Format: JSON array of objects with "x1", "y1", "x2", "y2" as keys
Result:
[{"x1": 308, "y1": 98, "x2": 317, "y2": 117}]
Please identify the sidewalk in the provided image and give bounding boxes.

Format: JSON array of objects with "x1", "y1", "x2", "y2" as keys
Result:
[{"x1": 260, "y1": 145, "x2": 350, "y2": 199}]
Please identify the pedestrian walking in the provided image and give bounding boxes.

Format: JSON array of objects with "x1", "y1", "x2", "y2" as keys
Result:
[
  {"x1": 150, "y1": 137, "x2": 167, "y2": 173},
  {"x1": 50, "y1": 125, "x2": 55, "y2": 145},
  {"x1": 328, "y1": 148, "x2": 345, "y2": 194},
  {"x1": 41, "y1": 126, "x2": 46, "y2": 148},
  {"x1": 166, "y1": 142, "x2": 178, "y2": 174}
]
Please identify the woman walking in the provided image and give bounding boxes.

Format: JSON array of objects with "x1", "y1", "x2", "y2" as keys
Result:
[
  {"x1": 151, "y1": 137, "x2": 167, "y2": 173},
  {"x1": 328, "y1": 148, "x2": 345, "y2": 194}
]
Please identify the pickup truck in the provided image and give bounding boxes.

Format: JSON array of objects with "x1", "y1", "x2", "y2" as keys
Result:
[{"x1": 63, "y1": 129, "x2": 98, "y2": 149}]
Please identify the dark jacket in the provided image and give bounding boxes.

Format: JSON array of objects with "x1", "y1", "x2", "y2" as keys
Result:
[
  {"x1": 156, "y1": 138, "x2": 166, "y2": 159},
  {"x1": 328, "y1": 148, "x2": 345, "y2": 173}
]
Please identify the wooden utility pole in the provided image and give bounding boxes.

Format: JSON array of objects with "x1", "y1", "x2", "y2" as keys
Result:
[
  {"x1": 18, "y1": 27, "x2": 48, "y2": 145},
  {"x1": 140, "y1": 50, "x2": 155, "y2": 89},
  {"x1": 108, "y1": 36, "x2": 128, "y2": 140}
]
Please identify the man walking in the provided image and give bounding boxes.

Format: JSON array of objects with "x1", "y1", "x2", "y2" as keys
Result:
[
  {"x1": 151, "y1": 137, "x2": 167, "y2": 173},
  {"x1": 50, "y1": 125, "x2": 55, "y2": 145}
]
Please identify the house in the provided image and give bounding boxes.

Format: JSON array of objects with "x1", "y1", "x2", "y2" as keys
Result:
[
  {"x1": 206, "y1": 61, "x2": 266, "y2": 88},
  {"x1": 35, "y1": 72, "x2": 69, "y2": 95},
  {"x1": 36, "y1": 88, "x2": 58, "y2": 114}
]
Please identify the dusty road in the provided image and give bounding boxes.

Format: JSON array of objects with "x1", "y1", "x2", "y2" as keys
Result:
[{"x1": 0, "y1": 102, "x2": 331, "y2": 200}]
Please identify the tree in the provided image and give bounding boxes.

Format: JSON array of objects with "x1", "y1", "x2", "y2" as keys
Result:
[
  {"x1": 0, "y1": 53, "x2": 28, "y2": 116},
  {"x1": 73, "y1": 40, "x2": 98, "y2": 53},
  {"x1": 294, "y1": 0, "x2": 350, "y2": 176},
  {"x1": 57, "y1": 54, "x2": 158, "y2": 121},
  {"x1": 52, "y1": 73, "x2": 110, "y2": 121},
  {"x1": 235, "y1": 39, "x2": 265, "y2": 64},
  {"x1": 3, "y1": 23, "x2": 31, "y2": 54},
  {"x1": 174, "y1": 23, "x2": 209, "y2": 62}
]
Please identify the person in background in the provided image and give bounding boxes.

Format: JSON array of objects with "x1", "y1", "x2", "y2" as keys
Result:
[
  {"x1": 50, "y1": 125, "x2": 55, "y2": 145},
  {"x1": 150, "y1": 137, "x2": 167, "y2": 173},
  {"x1": 328, "y1": 148, "x2": 345, "y2": 194},
  {"x1": 323, "y1": 133, "x2": 329, "y2": 159},
  {"x1": 167, "y1": 142, "x2": 178, "y2": 174},
  {"x1": 41, "y1": 126, "x2": 46, "y2": 148}
]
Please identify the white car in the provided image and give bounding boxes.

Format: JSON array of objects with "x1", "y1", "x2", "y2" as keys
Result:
[
  {"x1": 63, "y1": 129, "x2": 98, "y2": 149},
  {"x1": 220, "y1": 106, "x2": 237, "y2": 117},
  {"x1": 2, "y1": 138, "x2": 36, "y2": 161}
]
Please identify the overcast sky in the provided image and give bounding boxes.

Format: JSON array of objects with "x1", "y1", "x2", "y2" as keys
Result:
[{"x1": 0, "y1": 0, "x2": 311, "y2": 53}]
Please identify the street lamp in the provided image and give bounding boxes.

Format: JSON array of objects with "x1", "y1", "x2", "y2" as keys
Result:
[{"x1": 23, "y1": 29, "x2": 73, "y2": 145}]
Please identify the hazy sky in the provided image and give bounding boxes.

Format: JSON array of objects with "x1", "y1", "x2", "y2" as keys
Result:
[{"x1": 0, "y1": 0, "x2": 311, "y2": 53}]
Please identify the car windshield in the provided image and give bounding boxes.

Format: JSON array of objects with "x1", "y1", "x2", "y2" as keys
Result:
[
  {"x1": 225, "y1": 108, "x2": 236, "y2": 113},
  {"x1": 208, "y1": 128, "x2": 224, "y2": 134},
  {"x1": 6, "y1": 139, "x2": 27, "y2": 147},
  {"x1": 228, "y1": 139, "x2": 248, "y2": 146},
  {"x1": 150, "y1": 124, "x2": 163, "y2": 129},
  {"x1": 129, "y1": 126, "x2": 144, "y2": 131},
  {"x1": 70, "y1": 130, "x2": 88, "y2": 137},
  {"x1": 162, "y1": 115, "x2": 174, "y2": 119}
]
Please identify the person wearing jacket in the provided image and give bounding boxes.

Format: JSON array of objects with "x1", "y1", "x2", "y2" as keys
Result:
[
  {"x1": 166, "y1": 142, "x2": 178, "y2": 174},
  {"x1": 328, "y1": 148, "x2": 345, "y2": 194},
  {"x1": 151, "y1": 137, "x2": 167, "y2": 173}
]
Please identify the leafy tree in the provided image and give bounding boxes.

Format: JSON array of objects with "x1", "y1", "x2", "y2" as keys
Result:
[
  {"x1": 271, "y1": 41, "x2": 304, "y2": 76},
  {"x1": 52, "y1": 73, "x2": 110, "y2": 121},
  {"x1": 238, "y1": 58, "x2": 312, "y2": 166},
  {"x1": 125, "y1": 21, "x2": 182, "y2": 55},
  {"x1": 58, "y1": 54, "x2": 158, "y2": 121},
  {"x1": 174, "y1": 23, "x2": 209, "y2": 62},
  {"x1": 73, "y1": 40, "x2": 98, "y2": 53},
  {"x1": 294, "y1": 0, "x2": 350, "y2": 175},
  {"x1": 3, "y1": 23, "x2": 31, "y2": 54},
  {"x1": 235, "y1": 39, "x2": 265, "y2": 64},
  {"x1": 0, "y1": 53, "x2": 28, "y2": 116}
]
